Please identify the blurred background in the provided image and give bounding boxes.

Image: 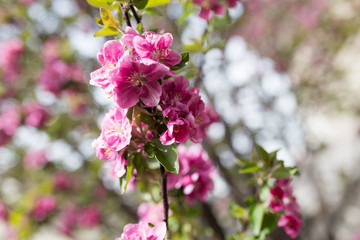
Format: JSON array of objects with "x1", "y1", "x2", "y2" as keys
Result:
[{"x1": 1, "y1": 0, "x2": 360, "y2": 239}]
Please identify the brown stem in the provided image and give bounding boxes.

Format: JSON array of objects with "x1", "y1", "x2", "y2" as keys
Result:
[
  {"x1": 160, "y1": 165, "x2": 169, "y2": 231},
  {"x1": 130, "y1": 5, "x2": 141, "y2": 25},
  {"x1": 120, "y1": 3, "x2": 132, "y2": 27}
]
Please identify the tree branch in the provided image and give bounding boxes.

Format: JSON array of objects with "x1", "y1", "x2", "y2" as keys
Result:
[
  {"x1": 120, "y1": 3, "x2": 132, "y2": 27},
  {"x1": 160, "y1": 165, "x2": 169, "y2": 231}
]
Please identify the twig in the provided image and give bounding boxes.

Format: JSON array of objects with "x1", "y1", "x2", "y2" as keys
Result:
[
  {"x1": 160, "y1": 165, "x2": 169, "y2": 231},
  {"x1": 120, "y1": 3, "x2": 132, "y2": 27},
  {"x1": 130, "y1": 5, "x2": 141, "y2": 25},
  {"x1": 201, "y1": 202, "x2": 225, "y2": 240}
]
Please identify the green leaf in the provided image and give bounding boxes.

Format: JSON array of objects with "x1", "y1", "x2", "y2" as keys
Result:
[
  {"x1": 229, "y1": 201, "x2": 246, "y2": 219},
  {"x1": 144, "y1": 7, "x2": 163, "y2": 16},
  {"x1": 146, "y1": 0, "x2": 170, "y2": 8},
  {"x1": 259, "y1": 213, "x2": 277, "y2": 240},
  {"x1": 95, "y1": 17, "x2": 104, "y2": 27},
  {"x1": 100, "y1": 8, "x2": 120, "y2": 29},
  {"x1": 249, "y1": 204, "x2": 264, "y2": 236},
  {"x1": 171, "y1": 52, "x2": 189, "y2": 71},
  {"x1": 273, "y1": 167, "x2": 299, "y2": 179},
  {"x1": 133, "y1": 153, "x2": 148, "y2": 175},
  {"x1": 144, "y1": 142, "x2": 156, "y2": 158},
  {"x1": 152, "y1": 139, "x2": 179, "y2": 174},
  {"x1": 259, "y1": 184, "x2": 270, "y2": 202},
  {"x1": 94, "y1": 27, "x2": 119, "y2": 37},
  {"x1": 239, "y1": 162, "x2": 261, "y2": 174},
  {"x1": 133, "y1": 0, "x2": 149, "y2": 9},
  {"x1": 87, "y1": 0, "x2": 119, "y2": 10},
  {"x1": 127, "y1": 107, "x2": 134, "y2": 122},
  {"x1": 119, "y1": 161, "x2": 134, "y2": 194}
]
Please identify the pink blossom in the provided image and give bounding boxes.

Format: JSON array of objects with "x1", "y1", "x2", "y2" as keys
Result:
[
  {"x1": 116, "y1": 222, "x2": 166, "y2": 240},
  {"x1": 168, "y1": 144, "x2": 215, "y2": 204},
  {"x1": 110, "y1": 57, "x2": 169, "y2": 108},
  {"x1": 121, "y1": 27, "x2": 141, "y2": 48},
  {"x1": 0, "y1": 106, "x2": 21, "y2": 146},
  {"x1": 192, "y1": 0, "x2": 226, "y2": 20},
  {"x1": 31, "y1": 195, "x2": 57, "y2": 222},
  {"x1": 39, "y1": 59, "x2": 69, "y2": 95},
  {"x1": 100, "y1": 106, "x2": 132, "y2": 151},
  {"x1": 133, "y1": 32, "x2": 181, "y2": 66},
  {"x1": 23, "y1": 150, "x2": 48, "y2": 169},
  {"x1": 90, "y1": 40, "x2": 125, "y2": 95},
  {"x1": 0, "y1": 39, "x2": 23, "y2": 82},
  {"x1": 58, "y1": 204, "x2": 77, "y2": 236},
  {"x1": 54, "y1": 172, "x2": 73, "y2": 191},
  {"x1": 77, "y1": 205, "x2": 101, "y2": 227},
  {"x1": 137, "y1": 202, "x2": 164, "y2": 225},
  {"x1": 160, "y1": 118, "x2": 190, "y2": 145},
  {"x1": 107, "y1": 153, "x2": 128, "y2": 178},
  {"x1": 23, "y1": 102, "x2": 49, "y2": 127},
  {"x1": 277, "y1": 213, "x2": 302, "y2": 238},
  {"x1": 269, "y1": 178, "x2": 300, "y2": 213},
  {"x1": 0, "y1": 201, "x2": 7, "y2": 220}
]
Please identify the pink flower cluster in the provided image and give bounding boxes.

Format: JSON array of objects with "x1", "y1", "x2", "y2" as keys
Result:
[
  {"x1": 137, "y1": 202, "x2": 165, "y2": 225},
  {"x1": 92, "y1": 106, "x2": 132, "y2": 178},
  {"x1": 23, "y1": 102, "x2": 49, "y2": 127},
  {"x1": 39, "y1": 39, "x2": 85, "y2": 96},
  {"x1": 54, "y1": 172, "x2": 74, "y2": 191},
  {"x1": 0, "y1": 106, "x2": 20, "y2": 146},
  {"x1": 58, "y1": 204, "x2": 101, "y2": 236},
  {"x1": 168, "y1": 144, "x2": 215, "y2": 204},
  {"x1": 116, "y1": 222, "x2": 166, "y2": 240},
  {"x1": 0, "y1": 102, "x2": 49, "y2": 147},
  {"x1": 91, "y1": 28, "x2": 217, "y2": 177},
  {"x1": 192, "y1": 0, "x2": 241, "y2": 20},
  {"x1": 269, "y1": 178, "x2": 302, "y2": 238},
  {"x1": 31, "y1": 195, "x2": 57, "y2": 222},
  {"x1": 23, "y1": 150, "x2": 48, "y2": 169},
  {"x1": 0, "y1": 39, "x2": 23, "y2": 82},
  {"x1": 0, "y1": 200, "x2": 8, "y2": 221}
]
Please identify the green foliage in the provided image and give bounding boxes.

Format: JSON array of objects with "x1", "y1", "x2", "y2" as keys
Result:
[
  {"x1": 133, "y1": 0, "x2": 149, "y2": 10},
  {"x1": 94, "y1": 8, "x2": 120, "y2": 37},
  {"x1": 152, "y1": 139, "x2": 179, "y2": 174},
  {"x1": 87, "y1": 0, "x2": 119, "y2": 10},
  {"x1": 146, "y1": 0, "x2": 170, "y2": 8},
  {"x1": 171, "y1": 52, "x2": 190, "y2": 71}
]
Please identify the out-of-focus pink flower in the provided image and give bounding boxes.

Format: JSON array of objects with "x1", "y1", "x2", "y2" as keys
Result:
[
  {"x1": 0, "y1": 106, "x2": 21, "y2": 146},
  {"x1": 269, "y1": 178, "x2": 302, "y2": 238},
  {"x1": 23, "y1": 150, "x2": 48, "y2": 169},
  {"x1": 39, "y1": 60, "x2": 69, "y2": 95},
  {"x1": 0, "y1": 39, "x2": 23, "y2": 82},
  {"x1": 54, "y1": 172, "x2": 73, "y2": 191},
  {"x1": 77, "y1": 205, "x2": 101, "y2": 227},
  {"x1": 116, "y1": 222, "x2": 166, "y2": 240},
  {"x1": 137, "y1": 202, "x2": 164, "y2": 225},
  {"x1": 57, "y1": 204, "x2": 77, "y2": 236},
  {"x1": 192, "y1": 0, "x2": 226, "y2": 20},
  {"x1": 0, "y1": 201, "x2": 8, "y2": 221},
  {"x1": 168, "y1": 144, "x2": 215, "y2": 204},
  {"x1": 277, "y1": 213, "x2": 302, "y2": 238},
  {"x1": 19, "y1": 0, "x2": 35, "y2": 6},
  {"x1": 23, "y1": 102, "x2": 49, "y2": 127},
  {"x1": 31, "y1": 195, "x2": 57, "y2": 222}
]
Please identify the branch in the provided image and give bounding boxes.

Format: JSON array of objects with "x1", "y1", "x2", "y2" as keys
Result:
[
  {"x1": 160, "y1": 165, "x2": 169, "y2": 231},
  {"x1": 120, "y1": 3, "x2": 132, "y2": 27},
  {"x1": 201, "y1": 202, "x2": 226, "y2": 240},
  {"x1": 130, "y1": 5, "x2": 141, "y2": 25}
]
